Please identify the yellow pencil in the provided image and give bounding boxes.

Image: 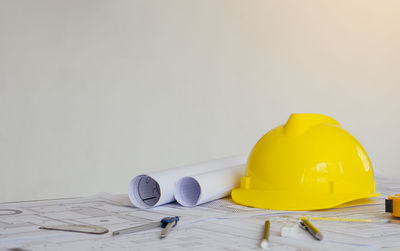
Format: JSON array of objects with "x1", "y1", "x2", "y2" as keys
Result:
[{"x1": 260, "y1": 220, "x2": 270, "y2": 249}]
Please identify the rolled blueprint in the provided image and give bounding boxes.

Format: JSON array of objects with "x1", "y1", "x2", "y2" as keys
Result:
[
  {"x1": 128, "y1": 155, "x2": 246, "y2": 209},
  {"x1": 174, "y1": 165, "x2": 245, "y2": 207}
]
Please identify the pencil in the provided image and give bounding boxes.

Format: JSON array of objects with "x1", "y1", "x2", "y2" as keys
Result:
[{"x1": 260, "y1": 220, "x2": 270, "y2": 249}]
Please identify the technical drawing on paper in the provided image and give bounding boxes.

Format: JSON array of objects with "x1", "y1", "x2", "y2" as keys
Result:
[{"x1": 1, "y1": 174, "x2": 400, "y2": 250}]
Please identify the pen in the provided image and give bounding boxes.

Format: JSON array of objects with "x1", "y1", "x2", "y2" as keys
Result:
[
  {"x1": 260, "y1": 220, "x2": 270, "y2": 249},
  {"x1": 299, "y1": 218, "x2": 323, "y2": 240}
]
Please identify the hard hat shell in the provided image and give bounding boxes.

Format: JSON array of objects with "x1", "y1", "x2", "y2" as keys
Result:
[{"x1": 231, "y1": 113, "x2": 379, "y2": 210}]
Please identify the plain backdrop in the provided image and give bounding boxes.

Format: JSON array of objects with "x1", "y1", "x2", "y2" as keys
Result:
[{"x1": 0, "y1": 0, "x2": 399, "y2": 202}]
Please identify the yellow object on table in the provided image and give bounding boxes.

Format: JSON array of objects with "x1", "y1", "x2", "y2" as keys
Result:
[
  {"x1": 386, "y1": 194, "x2": 400, "y2": 217},
  {"x1": 232, "y1": 113, "x2": 379, "y2": 211}
]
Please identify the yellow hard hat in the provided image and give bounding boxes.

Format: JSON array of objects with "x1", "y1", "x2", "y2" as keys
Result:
[{"x1": 231, "y1": 113, "x2": 379, "y2": 210}]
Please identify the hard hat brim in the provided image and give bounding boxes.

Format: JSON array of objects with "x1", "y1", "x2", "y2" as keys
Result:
[{"x1": 231, "y1": 188, "x2": 380, "y2": 211}]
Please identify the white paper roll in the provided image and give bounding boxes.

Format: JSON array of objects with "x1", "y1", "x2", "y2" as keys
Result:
[
  {"x1": 128, "y1": 155, "x2": 246, "y2": 209},
  {"x1": 174, "y1": 165, "x2": 245, "y2": 207}
]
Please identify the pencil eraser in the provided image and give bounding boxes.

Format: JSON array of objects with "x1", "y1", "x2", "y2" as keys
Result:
[
  {"x1": 280, "y1": 223, "x2": 299, "y2": 237},
  {"x1": 260, "y1": 239, "x2": 269, "y2": 249}
]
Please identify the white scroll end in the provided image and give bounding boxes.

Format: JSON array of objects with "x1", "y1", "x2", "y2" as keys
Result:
[
  {"x1": 128, "y1": 175, "x2": 161, "y2": 209},
  {"x1": 174, "y1": 177, "x2": 201, "y2": 207}
]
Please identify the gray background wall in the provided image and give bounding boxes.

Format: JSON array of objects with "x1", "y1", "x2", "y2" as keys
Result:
[{"x1": 1, "y1": 0, "x2": 399, "y2": 202}]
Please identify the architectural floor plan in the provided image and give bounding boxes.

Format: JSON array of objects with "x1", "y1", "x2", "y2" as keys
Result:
[{"x1": 1, "y1": 173, "x2": 400, "y2": 250}]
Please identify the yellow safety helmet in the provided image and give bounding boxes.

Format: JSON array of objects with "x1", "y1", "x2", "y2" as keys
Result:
[{"x1": 231, "y1": 113, "x2": 379, "y2": 210}]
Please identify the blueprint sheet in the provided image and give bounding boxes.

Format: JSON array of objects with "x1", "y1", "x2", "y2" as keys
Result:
[{"x1": 1, "y1": 174, "x2": 400, "y2": 250}]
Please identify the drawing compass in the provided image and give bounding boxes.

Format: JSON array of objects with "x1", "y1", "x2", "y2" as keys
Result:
[{"x1": 112, "y1": 216, "x2": 180, "y2": 238}]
